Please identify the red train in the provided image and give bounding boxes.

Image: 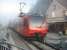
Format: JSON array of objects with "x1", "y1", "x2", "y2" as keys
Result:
[{"x1": 16, "y1": 12, "x2": 48, "y2": 42}]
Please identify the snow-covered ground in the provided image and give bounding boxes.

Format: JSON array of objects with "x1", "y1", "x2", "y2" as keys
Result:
[{"x1": 45, "y1": 33, "x2": 67, "y2": 50}]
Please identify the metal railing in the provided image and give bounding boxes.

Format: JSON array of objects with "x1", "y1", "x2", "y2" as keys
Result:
[
  {"x1": 0, "y1": 40, "x2": 11, "y2": 50},
  {"x1": 0, "y1": 40, "x2": 25, "y2": 50},
  {"x1": 0, "y1": 45, "x2": 10, "y2": 50}
]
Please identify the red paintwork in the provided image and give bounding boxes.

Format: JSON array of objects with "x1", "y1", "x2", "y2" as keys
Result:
[
  {"x1": 17, "y1": 15, "x2": 48, "y2": 38},
  {"x1": 18, "y1": 27, "x2": 48, "y2": 38}
]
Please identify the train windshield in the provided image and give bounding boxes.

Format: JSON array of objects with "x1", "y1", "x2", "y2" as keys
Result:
[{"x1": 30, "y1": 14, "x2": 45, "y2": 28}]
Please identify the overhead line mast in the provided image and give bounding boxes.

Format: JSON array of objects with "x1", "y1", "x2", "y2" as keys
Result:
[{"x1": 19, "y1": 2, "x2": 26, "y2": 12}]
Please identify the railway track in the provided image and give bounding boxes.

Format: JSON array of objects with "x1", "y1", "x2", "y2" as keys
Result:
[
  {"x1": 27, "y1": 41, "x2": 55, "y2": 50},
  {"x1": 7, "y1": 28, "x2": 56, "y2": 50},
  {"x1": 9, "y1": 29, "x2": 39, "y2": 50}
]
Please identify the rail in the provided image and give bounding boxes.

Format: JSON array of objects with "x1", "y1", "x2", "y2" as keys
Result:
[{"x1": 0, "y1": 40, "x2": 25, "y2": 50}]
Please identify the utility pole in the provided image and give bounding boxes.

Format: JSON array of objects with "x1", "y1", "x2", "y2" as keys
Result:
[{"x1": 19, "y1": 2, "x2": 26, "y2": 12}]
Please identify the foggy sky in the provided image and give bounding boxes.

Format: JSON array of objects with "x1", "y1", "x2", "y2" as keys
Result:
[{"x1": 0, "y1": 0, "x2": 37, "y2": 26}]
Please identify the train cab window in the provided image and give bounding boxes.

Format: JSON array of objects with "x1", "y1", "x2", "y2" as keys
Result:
[{"x1": 30, "y1": 14, "x2": 45, "y2": 28}]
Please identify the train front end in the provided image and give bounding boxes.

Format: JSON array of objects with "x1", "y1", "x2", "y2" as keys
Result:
[{"x1": 17, "y1": 13, "x2": 48, "y2": 41}]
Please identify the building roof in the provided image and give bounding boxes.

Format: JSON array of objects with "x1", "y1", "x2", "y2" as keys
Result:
[{"x1": 57, "y1": 0, "x2": 67, "y2": 9}]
